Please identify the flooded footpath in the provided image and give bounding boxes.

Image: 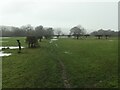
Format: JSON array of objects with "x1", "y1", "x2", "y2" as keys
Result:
[{"x1": 0, "y1": 46, "x2": 24, "y2": 57}]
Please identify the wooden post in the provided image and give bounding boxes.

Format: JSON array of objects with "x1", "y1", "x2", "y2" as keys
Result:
[{"x1": 17, "y1": 40, "x2": 21, "y2": 53}]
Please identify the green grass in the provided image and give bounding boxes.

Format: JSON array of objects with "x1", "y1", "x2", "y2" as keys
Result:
[
  {"x1": 55, "y1": 38, "x2": 118, "y2": 88},
  {"x1": 1, "y1": 37, "x2": 118, "y2": 88}
]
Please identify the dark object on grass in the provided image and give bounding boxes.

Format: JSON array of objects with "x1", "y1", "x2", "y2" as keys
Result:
[
  {"x1": 2, "y1": 47, "x2": 6, "y2": 50},
  {"x1": 1, "y1": 47, "x2": 9, "y2": 50},
  {"x1": 17, "y1": 40, "x2": 21, "y2": 53}
]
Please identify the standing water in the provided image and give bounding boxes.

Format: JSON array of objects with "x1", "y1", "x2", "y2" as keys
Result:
[
  {"x1": 0, "y1": 51, "x2": 11, "y2": 57},
  {"x1": 0, "y1": 46, "x2": 24, "y2": 57}
]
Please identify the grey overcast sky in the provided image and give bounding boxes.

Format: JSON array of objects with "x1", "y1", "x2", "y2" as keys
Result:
[{"x1": 0, "y1": 0, "x2": 119, "y2": 33}]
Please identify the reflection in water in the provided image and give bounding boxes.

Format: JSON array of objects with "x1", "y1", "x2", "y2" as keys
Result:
[
  {"x1": 0, "y1": 46, "x2": 24, "y2": 50},
  {"x1": 51, "y1": 39, "x2": 58, "y2": 41},
  {"x1": 49, "y1": 39, "x2": 58, "y2": 43},
  {"x1": 0, "y1": 51, "x2": 11, "y2": 57},
  {"x1": 0, "y1": 46, "x2": 24, "y2": 57}
]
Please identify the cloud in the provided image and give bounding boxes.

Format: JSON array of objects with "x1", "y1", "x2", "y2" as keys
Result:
[{"x1": 0, "y1": 0, "x2": 118, "y2": 32}]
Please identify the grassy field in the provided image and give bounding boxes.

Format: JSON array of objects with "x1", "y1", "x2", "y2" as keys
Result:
[{"x1": 1, "y1": 37, "x2": 118, "y2": 88}]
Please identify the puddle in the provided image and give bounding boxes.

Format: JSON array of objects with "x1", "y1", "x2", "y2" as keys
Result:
[
  {"x1": 49, "y1": 39, "x2": 58, "y2": 43},
  {"x1": 53, "y1": 36, "x2": 57, "y2": 39},
  {"x1": 60, "y1": 36, "x2": 68, "y2": 38},
  {"x1": 0, "y1": 51, "x2": 11, "y2": 57},
  {"x1": 0, "y1": 46, "x2": 24, "y2": 50},
  {"x1": 51, "y1": 39, "x2": 58, "y2": 41},
  {"x1": 0, "y1": 46, "x2": 25, "y2": 57}
]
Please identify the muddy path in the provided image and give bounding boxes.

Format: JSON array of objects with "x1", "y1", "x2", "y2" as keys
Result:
[
  {"x1": 58, "y1": 58, "x2": 71, "y2": 88},
  {"x1": 48, "y1": 42, "x2": 71, "y2": 88}
]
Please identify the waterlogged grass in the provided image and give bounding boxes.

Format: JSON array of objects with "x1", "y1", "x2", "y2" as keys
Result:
[
  {"x1": 2, "y1": 37, "x2": 63, "y2": 88},
  {"x1": 55, "y1": 38, "x2": 118, "y2": 88},
  {"x1": 2, "y1": 37, "x2": 118, "y2": 88}
]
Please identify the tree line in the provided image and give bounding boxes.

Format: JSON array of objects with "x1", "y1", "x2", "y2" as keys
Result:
[
  {"x1": 0, "y1": 24, "x2": 119, "y2": 38},
  {"x1": 0, "y1": 24, "x2": 54, "y2": 38}
]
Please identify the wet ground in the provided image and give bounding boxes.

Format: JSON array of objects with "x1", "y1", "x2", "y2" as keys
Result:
[
  {"x1": 0, "y1": 46, "x2": 24, "y2": 57},
  {"x1": 0, "y1": 51, "x2": 11, "y2": 57}
]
